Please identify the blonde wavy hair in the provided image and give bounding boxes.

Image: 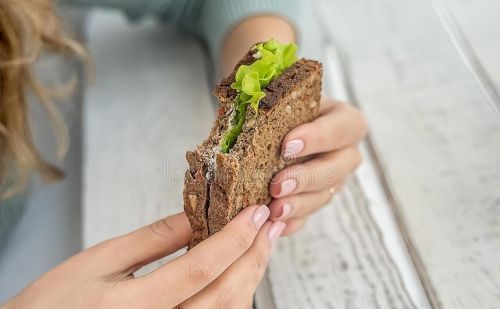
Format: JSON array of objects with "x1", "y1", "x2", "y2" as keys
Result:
[{"x1": 0, "y1": 0, "x2": 88, "y2": 199}]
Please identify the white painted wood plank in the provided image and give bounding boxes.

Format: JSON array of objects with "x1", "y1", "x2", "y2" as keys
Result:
[
  {"x1": 325, "y1": 44, "x2": 431, "y2": 309},
  {"x1": 438, "y1": 0, "x2": 500, "y2": 110},
  {"x1": 83, "y1": 10, "x2": 214, "y2": 247},
  {"x1": 258, "y1": 5, "x2": 423, "y2": 308},
  {"x1": 315, "y1": 0, "x2": 500, "y2": 308}
]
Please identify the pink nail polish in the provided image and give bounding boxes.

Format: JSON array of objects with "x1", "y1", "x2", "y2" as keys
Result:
[
  {"x1": 283, "y1": 139, "x2": 304, "y2": 159},
  {"x1": 277, "y1": 203, "x2": 292, "y2": 220},
  {"x1": 279, "y1": 179, "x2": 297, "y2": 197},
  {"x1": 253, "y1": 205, "x2": 270, "y2": 229},
  {"x1": 268, "y1": 222, "x2": 286, "y2": 247}
]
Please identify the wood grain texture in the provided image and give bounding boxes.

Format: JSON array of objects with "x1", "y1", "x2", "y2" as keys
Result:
[
  {"x1": 324, "y1": 42, "x2": 431, "y2": 309},
  {"x1": 266, "y1": 179, "x2": 417, "y2": 309},
  {"x1": 315, "y1": 0, "x2": 500, "y2": 308},
  {"x1": 257, "y1": 4, "x2": 425, "y2": 308}
]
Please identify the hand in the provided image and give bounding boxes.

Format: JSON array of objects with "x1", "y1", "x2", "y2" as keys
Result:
[
  {"x1": 269, "y1": 99, "x2": 368, "y2": 235},
  {"x1": 5, "y1": 206, "x2": 285, "y2": 309}
]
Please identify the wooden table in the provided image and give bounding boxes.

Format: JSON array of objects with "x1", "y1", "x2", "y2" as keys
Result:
[{"x1": 83, "y1": 1, "x2": 500, "y2": 308}]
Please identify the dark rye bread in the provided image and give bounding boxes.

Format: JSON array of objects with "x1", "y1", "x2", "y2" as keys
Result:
[{"x1": 184, "y1": 55, "x2": 322, "y2": 248}]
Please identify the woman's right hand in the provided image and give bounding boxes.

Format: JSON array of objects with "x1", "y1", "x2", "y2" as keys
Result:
[{"x1": 4, "y1": 205, "x2": 285, "y2": 309}]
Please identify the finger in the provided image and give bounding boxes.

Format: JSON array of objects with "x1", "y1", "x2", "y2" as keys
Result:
[
  {"x1": 269, "y1": 189, "x2": 334, "y2": 221},
  {"x1": 181, "y1": 221, "x2": 286, "y2": 309},
  {"x1": 281, "y1": 102, "x2": 367, "y2": 159},
  {"x1": 131, "y1": 205, "x2": 270, "y2": 308},
  {"x1": 282, "y1": 217, "x2": 308, "y2": 236},
  {"x1": 270, "y1": 147, "x2": 362, "y2": 198},
  {"x1": 87, "y1": 212, "x2": 191, "y2": 273}
]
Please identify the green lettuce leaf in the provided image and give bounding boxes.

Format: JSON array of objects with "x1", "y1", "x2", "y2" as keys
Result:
[{"x1": 220, "y1": 39, "x2": 298, "y2": 153}]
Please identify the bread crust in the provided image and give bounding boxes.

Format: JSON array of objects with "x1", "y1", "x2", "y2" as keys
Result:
[{"x1": 183, "y1": 151, "x2": 209, "y2": 247}]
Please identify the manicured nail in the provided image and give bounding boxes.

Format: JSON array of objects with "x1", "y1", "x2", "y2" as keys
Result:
[
  {"x1": 268, "y1": 221, "x2": 286, "y2": 247},
  {"x1": 283, "y1": 139, "x2": 304, "y2": 159},
  {"x1": 253, "y1": 205, "x2": 270, "y2": 229},
  {"x1": 278, "y1": 179, "x2": 297, "y2": 197},
  {"x1": 277, "y1": 203, "x2": 292, "y2": 220}
]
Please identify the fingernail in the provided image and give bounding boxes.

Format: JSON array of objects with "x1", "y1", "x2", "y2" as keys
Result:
[
  {"x1": 268, "y1": 222, "x2": 286, "y2": 247},
  {"x1": 283, "y1": 139, "x2": 304, "y2": 159},
  {"x1": 278, "y1": 179, "x2": 297, "y2": 197},
  {"x1": 253, "y1": 205, "x2": 270, "y2": 229},
  {"x1": 277, "y1": 203, "x2": 293, "y2": 220}
]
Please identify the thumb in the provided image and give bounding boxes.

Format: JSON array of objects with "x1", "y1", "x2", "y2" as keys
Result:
[{"x1": 88, "y1": 212, "x2": 191, "y2": 274}]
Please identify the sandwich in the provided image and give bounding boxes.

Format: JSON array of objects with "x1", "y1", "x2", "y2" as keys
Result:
[{"x1": 183, "y1": 39, "x2": 323, "y2": 247}]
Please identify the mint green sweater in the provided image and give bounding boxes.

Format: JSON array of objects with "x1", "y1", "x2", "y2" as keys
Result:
[
  {"x1": 64, "y1": 0, "x2": 298, "y2": 63},
  {"x1": 0, "y1": 0, "x2": 298, "y2": 246}
]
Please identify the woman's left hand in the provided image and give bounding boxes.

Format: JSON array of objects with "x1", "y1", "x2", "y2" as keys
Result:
[{"x1": 269, "y1": 98, "x2": 368, "y2": 235}]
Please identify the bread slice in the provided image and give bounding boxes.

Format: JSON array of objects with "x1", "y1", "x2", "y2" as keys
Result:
[{"x1": 184, "y1": 50, "x2": 322, "y2": 248}]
